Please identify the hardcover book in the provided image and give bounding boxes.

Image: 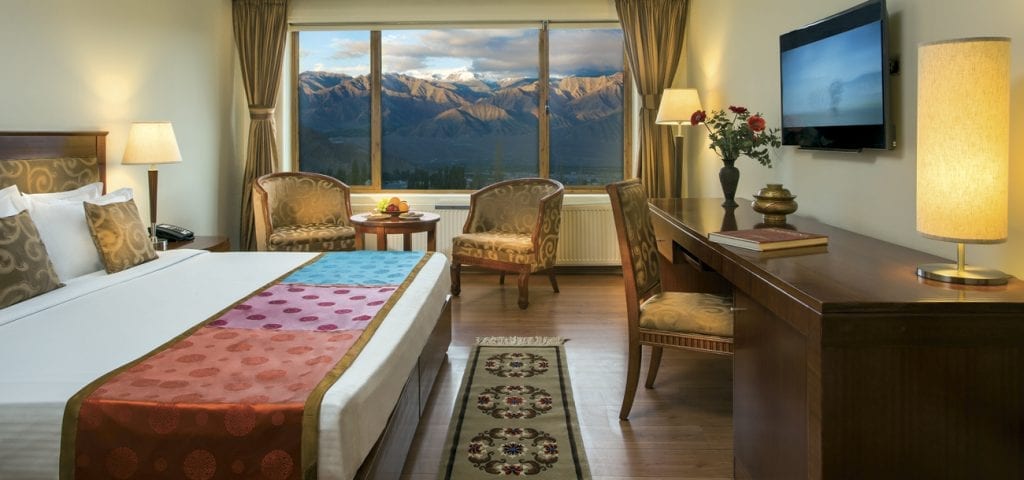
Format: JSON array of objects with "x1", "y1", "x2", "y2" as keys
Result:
[{"x1": 708, "y1": 227, "x2": 828, "y2": 251}]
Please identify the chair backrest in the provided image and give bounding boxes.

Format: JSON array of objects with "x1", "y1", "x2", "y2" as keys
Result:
[
  {"x1": 465, "y1": 178, "x2": 564, "y2": 236},
  {"x1": 606, "y1": 179, "x2": 662, "y2": 305},
  {"x1": 253, "y1": 171, "x2": 352, "y2": 231}
]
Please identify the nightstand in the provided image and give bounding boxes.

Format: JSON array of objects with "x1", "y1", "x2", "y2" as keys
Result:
[{"x1": 165, "y1": 235, "x2": 230, "y2": 252}]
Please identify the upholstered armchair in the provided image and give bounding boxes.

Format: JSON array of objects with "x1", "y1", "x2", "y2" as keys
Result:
[
  {"x1": 450, "y1": 178, "x2": 564, "y2": 309},
  {"x1": 252, "y1": 172, "x2": 356, "y2": 252},
  {"x1": 606, "y1": 179, "x2": 734, "y2": 420}
]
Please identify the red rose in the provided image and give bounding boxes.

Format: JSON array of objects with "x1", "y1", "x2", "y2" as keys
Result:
[
  {"x1": 690, "y1": 110, "x2": 707, "y2": 125},
  {"x1": 729, "y1": 105, "x2": 749, "y2": 114},
  {"x1": 747, "y1": 115, "x2": 766, "y2": 132}
]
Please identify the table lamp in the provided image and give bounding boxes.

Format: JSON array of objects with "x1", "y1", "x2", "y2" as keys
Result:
[
  {"x1": 916, "y1": 37, "x2": 1010, "y2": 285},
  {"x1": 656, "y1": 88, "x2": 703, "y2": 198},
  {"x1": 122, "y1": 122, "x2": 182, "y2": 249}
]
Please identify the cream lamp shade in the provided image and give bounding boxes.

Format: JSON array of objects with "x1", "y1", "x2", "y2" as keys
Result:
[
  {"x1": 655, "y1": 88, "x2": 704, "y2": 128},
  {"x1": 122, "y1": 121, "x2": 182, "y2": 249},
  {"x1": 123, "y1": 122, "x2": 182, "y2": 166},
  {"x1": 915, "y1": 37, "x2": 1010, "y2": 285}
]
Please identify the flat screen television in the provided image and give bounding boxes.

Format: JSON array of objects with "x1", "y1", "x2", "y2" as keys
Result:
[{"x1": 779, "y1": 0, "x2": 893, "y2": 150}]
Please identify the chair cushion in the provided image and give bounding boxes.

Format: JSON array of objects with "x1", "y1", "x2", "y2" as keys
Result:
[
  {"x1": 268, "y1": 223, "x2": 355, "y2": 252},
  {"x1": 639, "y1": 292, "x2": 733, "y2": 337},
  {"x1": 452, "y1": 232, "x2": 536, "y2": 266}
]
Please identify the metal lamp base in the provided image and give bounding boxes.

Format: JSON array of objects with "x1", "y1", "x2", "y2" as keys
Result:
[{"x1": 916, "y1": 263, "x2": 1010, "y2": 286}]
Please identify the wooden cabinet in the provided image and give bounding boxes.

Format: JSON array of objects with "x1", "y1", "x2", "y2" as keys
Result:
[
  {"x1": 165, "y1": 235, "x2": 230, "y2": 252},
  {"x1": 649, "y1": 198, "x2": 1024, "y2": 479}
]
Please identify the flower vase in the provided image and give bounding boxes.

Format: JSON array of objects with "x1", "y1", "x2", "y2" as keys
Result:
[{"x1": 719, "y1": 157, "x2": 740, "y2": 208}]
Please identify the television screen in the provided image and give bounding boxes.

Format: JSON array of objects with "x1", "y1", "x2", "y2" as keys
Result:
[{"x1": 779, "y1": 0, "x2": 892, "y2": 150}]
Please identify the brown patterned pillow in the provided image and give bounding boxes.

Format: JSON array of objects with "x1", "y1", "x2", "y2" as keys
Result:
[
  {"x1": 83, "y1": 199, "x2": 157, "y2": 274},
  {"x1": 0, "y1": 210, "x2": 64, "y2": 308}
]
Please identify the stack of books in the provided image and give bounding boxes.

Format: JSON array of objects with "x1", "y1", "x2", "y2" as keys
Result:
[{"x1": 708, "y1": 227, "x2": 828, "y2": 251}]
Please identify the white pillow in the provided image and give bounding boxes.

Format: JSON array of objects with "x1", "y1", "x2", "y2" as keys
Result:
[
  {"x1": 0, "y1": 185, "x2": 27, "y2": 217},
  {"x1": 27, "y1": 187, "x2": 133, "y2": 281},
  {"x1": 26, "y1": 182, "x2": 103, "y2": 204}
]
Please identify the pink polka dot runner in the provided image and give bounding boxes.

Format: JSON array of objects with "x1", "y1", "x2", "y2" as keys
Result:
[
  {"x1": 59, "y1": 251, "x2": 433, "y2": 480},
  {"x1": 439, "y1": 336, "x2": 591, "y2": 479}
]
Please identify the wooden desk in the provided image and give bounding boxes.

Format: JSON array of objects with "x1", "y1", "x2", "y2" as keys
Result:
[
  {"x1": 350, "y1": 213, "x2": 440, "y2": 251},
  {"x1": 648, "y1": 198, "x2": 1024, "y2": 479}
]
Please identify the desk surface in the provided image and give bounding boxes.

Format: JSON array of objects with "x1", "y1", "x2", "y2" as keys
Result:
[{"x1": 649, "y1": 197, "x2": 1024, "y2": 314}]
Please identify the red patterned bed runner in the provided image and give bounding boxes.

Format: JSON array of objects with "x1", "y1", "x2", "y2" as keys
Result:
[{"x1": 60, "y1": 251, "x2": 432, "y2": 479}]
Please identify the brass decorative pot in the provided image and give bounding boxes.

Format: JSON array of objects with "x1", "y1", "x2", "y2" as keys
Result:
[{"x1": 751, "y1": 184, "x2": 798, "y2": 225}]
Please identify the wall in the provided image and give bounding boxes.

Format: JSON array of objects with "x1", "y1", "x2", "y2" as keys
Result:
[
  {"x1": 0, "y1": 0, "x2": 237, "y2": 242},
  {"x1": 685, "y1": 0, "x2": 1024, "y2": 277}
]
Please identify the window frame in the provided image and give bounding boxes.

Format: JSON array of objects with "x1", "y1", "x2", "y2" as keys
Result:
[{"x1": 289, "y1": 22, "x2": 631, "y2": 193}]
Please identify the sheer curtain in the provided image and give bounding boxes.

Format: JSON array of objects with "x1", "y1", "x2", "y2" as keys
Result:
[
  {"x1": 615, "y1": 0, "x2": 688, "y2": 198},
  {"x1": 233, "y1": 0, "x2": 288, "y2": 250}
]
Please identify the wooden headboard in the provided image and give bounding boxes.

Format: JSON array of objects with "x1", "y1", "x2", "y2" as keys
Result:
[{"x1": 0, "y1": 131, "x2": 108, "y2": 194}]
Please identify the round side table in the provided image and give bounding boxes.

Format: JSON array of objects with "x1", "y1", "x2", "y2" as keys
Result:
[{"x1": 350, "y1": 212, "x2": 441, "y2": 251}]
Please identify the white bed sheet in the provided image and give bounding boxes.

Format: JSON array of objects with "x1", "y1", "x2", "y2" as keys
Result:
[{"x1": 0, "y1": 249, "x2": 450, "y2": 480}]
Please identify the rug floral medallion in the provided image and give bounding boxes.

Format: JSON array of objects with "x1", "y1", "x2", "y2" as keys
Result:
[{"x1": 440, "y1": 337, "x2": 591, "y2": 479}]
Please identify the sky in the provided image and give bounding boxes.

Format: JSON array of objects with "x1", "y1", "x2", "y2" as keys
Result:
[{"x1": 299, "y1": 28, "x2": 622, "y2": 79}]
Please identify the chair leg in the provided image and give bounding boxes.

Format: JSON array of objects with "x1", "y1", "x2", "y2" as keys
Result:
[
  {"x1": 645, "y1": 346, "x2": 663, "y2": 388},
  {"x1": 548, "y1": 271, "x2": 559, "y2": 293},
  {"x1": 499, "y1": 272, "x2": 505, "y2": 285},
  {"x1": 450, "y1": 263, "x2": 461, "y2": 296},
  {"x1": 516, "y1": 272, "x2": 530, "y2": 309},
  {"x1": 620, "y1": 342, "x2": 642, "y2": 420}
]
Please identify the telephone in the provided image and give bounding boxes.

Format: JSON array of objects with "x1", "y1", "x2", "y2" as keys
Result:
[{"x1": 153, "y1": 224, "x2": 194, "y2": 242}]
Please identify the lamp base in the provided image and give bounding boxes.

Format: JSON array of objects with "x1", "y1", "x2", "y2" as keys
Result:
[
  {"x1": 152, "y1": 238, "x2": 168, "y2": 251},
  {"x1": 916, "y1": 263, "x2": 1010, "y2": 286}
]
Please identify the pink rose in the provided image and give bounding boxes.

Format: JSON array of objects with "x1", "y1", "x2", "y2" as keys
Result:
[
  {"x1": 729, "y1": 105, "x2": 749, "y2": 114},
  {"x1": 690, "y1": 110, "x2": 707, "y2": 125},
  {"x1": 747, "y1": 115, "x2": 766, "y2": 132}
]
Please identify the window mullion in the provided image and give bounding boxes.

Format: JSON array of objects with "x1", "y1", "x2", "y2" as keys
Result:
[
  {"x1": 538, "y1": 23, "x2": 550, "y2": 180},
  {"x1": 370, "y1": 31, "x2": 382, "y2": 190}
]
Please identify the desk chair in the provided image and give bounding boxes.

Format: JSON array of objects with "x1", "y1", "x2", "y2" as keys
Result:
[{"x1": 606, "y1": 179, "x2": 734, "y2": 420}]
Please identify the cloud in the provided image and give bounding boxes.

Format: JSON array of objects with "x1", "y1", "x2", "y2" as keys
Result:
[
  {"x1": 330, "y1": 37, "x2": 370, "y2": 60},
  {"x1": 549, "y1": 29, "x2": 624, "y2": 77},
  {"x1": 302, "y1": 28, "x2": 623, "y2": 78},
  {"x1": 383, "y1": 29, "x2": 539, "y2": 78}
]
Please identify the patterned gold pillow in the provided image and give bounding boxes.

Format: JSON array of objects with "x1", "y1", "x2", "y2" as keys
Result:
[
  {"x1": 83, "y1": 199, "x2": 157, "y2": 274},
  {"x1": 0, "y1": 210, "x2": 64, "y2": 308}
]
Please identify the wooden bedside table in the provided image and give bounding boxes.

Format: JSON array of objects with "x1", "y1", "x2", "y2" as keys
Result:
[{"x1": 165, "y1": 235, "x2": 230, "y2": 252}]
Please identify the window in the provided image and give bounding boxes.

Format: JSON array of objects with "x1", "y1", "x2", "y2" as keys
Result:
[
  {"x1": 296, "y1": 30, "x2": 372, "y2": 186},
  {"x1": 548, "y1": 28, "x2": 625, "y2": 187},
  {"x1": 381, "y1": 29, "x2": 539, "y2": 190},
  {"x1": 295, "y1": 24, "x2": 627, "y2": 191}
]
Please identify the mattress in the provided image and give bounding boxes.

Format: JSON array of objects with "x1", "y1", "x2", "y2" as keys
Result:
[{"x1": 0, "y1": 249, "x2": 450, "y2": 480}]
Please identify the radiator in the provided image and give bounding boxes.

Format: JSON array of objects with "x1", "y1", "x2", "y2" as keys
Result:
[{"x1": 350, "y1": 201, "x2": 620, "y2": 266}]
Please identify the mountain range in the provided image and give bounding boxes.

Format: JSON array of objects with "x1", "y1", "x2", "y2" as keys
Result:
[{"x1": 297, "y1": 70, "x2": 624, "y2": 187}]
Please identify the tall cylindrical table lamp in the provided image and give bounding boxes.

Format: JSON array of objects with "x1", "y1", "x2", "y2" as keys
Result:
[{"x1": 916, "y1": 37, "x2": 1011, "y2": 285}]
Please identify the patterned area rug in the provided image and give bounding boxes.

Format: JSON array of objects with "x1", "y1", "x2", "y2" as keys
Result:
[{"x1": 439, "y1": 337, "x2": 591, "y2": 479}]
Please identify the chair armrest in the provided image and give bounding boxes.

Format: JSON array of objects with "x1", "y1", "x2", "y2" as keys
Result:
[
  {"x1": 531, "y1": 189, "x2": 564, "y2": 269},
  {"x1": 252, "y1": 185, "x2": 271, "y2": 251}
]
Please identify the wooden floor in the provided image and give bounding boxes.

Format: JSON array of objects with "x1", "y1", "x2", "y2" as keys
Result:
[{"x1": 400, "y1": 272, "x2": 734, "y2": 479}]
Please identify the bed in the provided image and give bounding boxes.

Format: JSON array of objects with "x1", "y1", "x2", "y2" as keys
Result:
[{"x1": 0, "y1": 132, "x2": 451, "y2": 480}]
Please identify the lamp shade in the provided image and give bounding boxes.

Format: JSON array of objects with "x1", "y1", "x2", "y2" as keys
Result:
[
  {"x1": 122, "y1": 122, "x2": 182, "y2": 165},
  {"x1": 656, "y1": 88, "x2": 703, "y2": 125},
  {"x1": 916, "y1": 37, "x2": 1009, "y2": 244}
]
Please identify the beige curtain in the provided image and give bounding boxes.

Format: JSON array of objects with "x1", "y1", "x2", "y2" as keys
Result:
[
  {"x1": 233, "y1": 0, "x2": 288, "y2": 251},
  {"x1": 616, "y1": 0, "x2": 688, "y2": 198}
]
